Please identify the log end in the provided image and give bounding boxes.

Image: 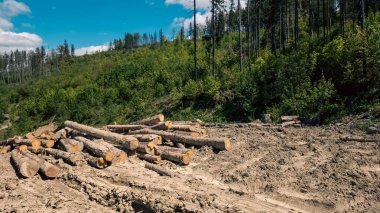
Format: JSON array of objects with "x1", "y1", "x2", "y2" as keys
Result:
[
  {"x1": 25, "y1": 132, "x2": 35, "y2": 140},
  {"x1": 104, "y1": 152, "x2": 115, "y2": 162},
  {"x1": 19, "y1": 145, "x2": 28, "y2": 151},
  {"x1": 45, "y1": 140, "x2": 55, "y2": 148},
  {"x1": 158, "y1": 114, "x2": 165, "y2": 122},
  {"x1": 97, "y1": 158, "x2": 106, "y2": 168},
  {"x1": 1, "y1": 146, "x2": 11, "y2": 154},
  {"x1": 128, "y1": 139, "x2": 140, "y2": 151},
  {"x1": 19, "y1": 161, "x2": 40, "y2": 178},
  {"x1": 115, "y1": 152, "x2": 127, "y2": 164},
  {"x1": 44, "y1": 166, "x2": 60, "y2": 178},
  {"x1": 224, "y1": 139, "x2": 232, "y2": 151},
  {"x1": 32, "y1": 139, "x2": 41, "y2": 150}
]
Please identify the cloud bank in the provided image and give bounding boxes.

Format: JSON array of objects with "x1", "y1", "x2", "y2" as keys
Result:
[
  {"x1": 0, "y1": 0, "x2": 43, "y2": 53},
  {"x1": 75, "y1": 44, "x2": 110, "y2": 56}
]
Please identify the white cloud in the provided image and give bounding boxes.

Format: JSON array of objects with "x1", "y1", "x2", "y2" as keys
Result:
[
  {"x1": 173, "y1": 11, "x2": 211, "y2": 30},
  {"x1": 0, "y1": 0, "x2": 30, "y2": 17},
  {"x1": 75, "y1": 44, "x2": 109, "y2": 56},
  {"x1": 0, "y1": 31, "x2": 42, "y2": 53},
  {"x1": 165, "y1": 0, "x2": 210, "y2": 10},
  {"x1": 0, "y1": 0, "x2": 43, "y2": 53}
]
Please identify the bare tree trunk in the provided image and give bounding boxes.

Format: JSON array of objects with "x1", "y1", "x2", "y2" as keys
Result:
[
  {"x1": 212, "y1": 0, "x2": 216, "y2": 78},
  {"x1": 238, "y1": 0, "x2": 243, "y2": 72},
  {"x1": 194, "y1": 0, "x2": 198, "y2": 81}
]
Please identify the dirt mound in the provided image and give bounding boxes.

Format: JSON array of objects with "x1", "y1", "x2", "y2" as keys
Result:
[{"x1": 0, "y1": 124, "x2": 379, "y2": 212}]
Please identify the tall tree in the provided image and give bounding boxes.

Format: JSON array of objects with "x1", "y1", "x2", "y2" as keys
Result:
[
  {"x1": 194, "y1": 0, "x2": 198, "y2": 81},
  {"x1": 294, "y1": 0, "x2": 299, "y2": 49},
  {"x1": 238, "y1": 0, "x2": 243, "y2": 72},
  {"x1": 70, "y1": 44, "x2": 75, "y2": 56},
  {"x1": 340, "y1": 0, "x2": 346, "y2": 37}
]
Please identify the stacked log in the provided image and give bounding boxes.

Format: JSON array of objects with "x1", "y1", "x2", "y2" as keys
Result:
[
  {"x1": 11, "y1": 149, "x2": 40, "y2": 178},
  {"x1": 21, "y1": 150, "x2": 60, "y2": 178},
  {"x1": 74, "y1": 136, "x2": 115, "y2": 162}
]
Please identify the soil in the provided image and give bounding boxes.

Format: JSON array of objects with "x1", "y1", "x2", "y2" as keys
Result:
[{"x1": 0, "y1": 123, "x2": 379, "y2": 212}]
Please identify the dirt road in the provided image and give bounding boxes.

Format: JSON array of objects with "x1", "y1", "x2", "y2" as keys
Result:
[{"x1": 0, "y1": 124, "x2": 379, "y2": 212}]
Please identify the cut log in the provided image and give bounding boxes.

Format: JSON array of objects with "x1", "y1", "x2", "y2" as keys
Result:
[
  {"x1": 175, "y1": 142, "x2": 186, "y2": 149},
  {"x1": 172, "y1": 121, "x2": 201, "y2": 127},
  {"x1": 59, "y1": 138, "x2": 84, "y2": 153},
  {"x1": 10, "y1": 138, "x2": 41, "y2": 151},
  {"x1": 150, "y1": 121, "x2": 172, "y2": 130},
  {"x1": 129, "y1": 129, "x2": 232, "y2": 151},
  {"x1": 155, "y1": 146, "x2": 192, "y2": 165},
  {"x1": 130, "y1": 134, "x2": 162, "y2": 145},
  {"x1": 82, "y1": 153, "x2": 107, "y2": 169},
  {"x1": 130, "y1": 114, "x2": 164, "y2": 126},
  {"x1": 1, "y1": 145, "x2": 11, "y2": 154},
  {"x1": 18, "y1": 145, "x2": 28, "y2": 151},
  {"x1": 281, "y1": 116, "x2": 300, "y2": 122},
  {"x1": 98, "y1": 140, "x2": 128, "y2": 164},
  {"x1": 39, "y1": 148, "x2": 85, "y2": 166},
  {"x1": 172, "y1": 131, "x2": 201, "y2": 137},
  {"x1": 40, "y1": 139, "x2": 55, "y2": 148},
  {"x1": 74, "y1": 136, "x2": 114, "y2": 162},
  {"x1": 34, "y1": 123, "x2": 56, "y2": 137},
  {"x1": 106, "y1": 124, "x2": 147, "y2": 132},
  {"x1": 170, "y1": 125, "x2": 207, "y2": 135},
  {"x1": 339, "y1": 136, "x2": 380, "y2": 143},
  {"x1": 145, "y1": 162, "x2": 172, "y2": 177},
  {"x1": 195, "y1": 119, "x2": 205, "y2": 126},
  {"x1": 25, "y1": 132, "x2": 35, "y2": 140},
  {"x1": 21, "y1": 150, "x2": 60, "y2": 178},
  {"x1": 64, "y1": 121, "x2": 139, "y2": 150},
  {"x1": 137, "y1": 142, "x2": 156, "y2": 155},
  {"x1": 54, "y1": 128, "x2": 70, "y2": 140},
  {"x1": 11, "y1": 149, "x2": 40, "y2": 178},
  {"x1": 138, "y1": 154, "x2": 162, "y2": 162}
]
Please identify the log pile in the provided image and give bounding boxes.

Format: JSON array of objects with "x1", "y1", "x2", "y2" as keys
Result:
[
  {"x1": 281, "y1": 116, "x2": 302, "y2": 127},
  {"x1": 1, "y1": 114, "x2": 232, "y2": 178}
]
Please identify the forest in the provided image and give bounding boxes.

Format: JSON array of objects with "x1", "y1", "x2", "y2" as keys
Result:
[{"x1": 0, "y1": 0, "x2": 379, "y2": 138}]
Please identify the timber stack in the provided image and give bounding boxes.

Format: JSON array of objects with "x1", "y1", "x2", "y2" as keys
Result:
[{"x1": 0, "y1": 114, "x2": 232, "y2": 179}]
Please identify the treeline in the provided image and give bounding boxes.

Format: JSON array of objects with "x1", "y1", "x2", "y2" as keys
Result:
[{"x1": 0, "y1": 40, "x2": 75, "y2": 84}]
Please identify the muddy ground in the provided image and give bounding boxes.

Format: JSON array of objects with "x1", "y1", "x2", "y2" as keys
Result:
[{"x1": 0, "y1": 123, "x2": 379, "y2": 212}]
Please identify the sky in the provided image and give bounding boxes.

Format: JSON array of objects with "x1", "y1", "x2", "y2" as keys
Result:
[{"x1": 0, "y1": 0, "x2": 245, "y2": 55}]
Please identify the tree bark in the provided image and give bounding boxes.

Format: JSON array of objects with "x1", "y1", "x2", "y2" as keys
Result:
[
  {"x1": 137, "y1": 142, "x2": 156, "y2": 155},
  {"x1": 74, "y1": 136, "x2": 115, "y2": 162},
  {"x1": 82, "y1": 153, "x2": 108, "y2": 169},
  {"x1": 170, "y1": 125, "x2": 207, "y2": 135},
  {"x1": 130, "y1": 114, "x2": 164, "y2": 126},
  {"x1": 40, "y1": 139, "x2": 55, "y2": 148},
  {"x1": 106, "y1": 124, "x2": 147, "y2": 132},
  {"x1": 281, "y1": 115, "x2": 300, "y2": 122},
  {"x1": 129, "y1": 129, "x2": 232, "y2": 151},
  {"x1": 129, "y1": 134, "x2": 162, "y2": 145},
  {"x1": 150, "y1": 121, "x2": 172, "y2": 130},
  {"x1": 172, "y1": 131, "x2": 201, "y2": 137},
  {"x1": 155, "y1": 146, "x2": 194, "y2": 165},
  {"x1": 64, "y1": 121, "x2": 139, "y2": 150},
  {"x1": 1, "y1": 137, "x2": 41, "y2": 151},
  {"x1": 21, "y1": 150, "x2": 60, "y2": 178},
  {"x1": 11, "y1": 149, "x2": 40, "y2": 178},
  {"x1": 94, "y1": 139, "x2": 128, "y2": 164},
  {"x1": 145, "y1": 163, "x2": 172, "y2": 177},
  {"x1": 138, "y1": 154, "x2": 162, "y2": 162},
  {"x1": 59, "y1": 138, "x2": 84, "y2": 153},
  {"x1": 38, "y1": 148, "x2": 85, "y2": 166}
]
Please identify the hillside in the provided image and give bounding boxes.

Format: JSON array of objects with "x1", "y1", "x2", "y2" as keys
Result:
[{"x1": 0, "y1": 14, "x2": 380, "y2": 139}]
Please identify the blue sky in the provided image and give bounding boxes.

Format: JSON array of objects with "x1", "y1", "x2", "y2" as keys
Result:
[{"x1": 0, "y1": 0, "x2": 220, "y2": 54}]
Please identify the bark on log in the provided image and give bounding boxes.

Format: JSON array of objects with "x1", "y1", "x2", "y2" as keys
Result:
[
  {"x1": 21, "y1": 150, "x2": 60, "y2": 178},
  {"x1": 74, "y1": 136, "x2": 114, "y2": 162},
  {"x1": 281, "y1": 116, "x2": 300, "y2": 122},
  {"x1": 59, "y1": 139, "x2": 84, "y2": 153},
  {"x1": 129, "y1": 129, "x2": 232, "y2": 151},
  {"x1": 42, "y1": 148, "x2": 85, "y2": 166},
  {"x1": 9, "y1": 138, "x2": 41, "y2": 151},
  {"x1": 137, "y1": 142, "x2": 156, "y2": 155},
  {"x1": 11, "y1": 149, "x2": 40, "y2": 178},
  {"x1": 64, "y1": 121, "x2": 139, "y2": 150},
  {"x1": 25, "y1": 132, "x2": 35, "y2": 140},
  {"x1": 145, "y1": 162, "x2": 172, "y2": 177},
  {"x1": 54, "y1": 128, "x2": 70, "y2": 140},
  {"x1": 170, "y1": 125, "x2": 207, "y2": 135},
  {"x1": 155, "y1": 146, "x2": 192, "y2": 165},
  {"x1": 172, "y1": 131, "x2": 201, "y2": 137},
  {"x1": 340, "y1": 136, "x2": 380, "y2": 143},
  {"x1": 82, "y1": 153, "x2": 107, "y2": 169},
  {"x1": 34, "y1": 123, "x2": 56, "y2": 137},
  {"x1": 1, "y1": 145, "x2": 11, "y2": 154},
  {"x1": 106, "y1": 125, "x2": 147, "y2": 132},
  {"x1": 130, "y1": 134, "x2": 162, "y2": 145},
  {"x1": 18, "y1": 145, "x2": 28, "y2": 151},
  {"x1": 175, "y1": 142, "x2": 186, "y2": 149},
  {"x1": 98, "y1": 140, "x2": 127, "y2": 164},
  {"x1": 40, "y1": 139, "x2": 55, "y2": 148},
  {"x1": 130, "y1": 114, "x2": 164, "y2": 126},
  {"x1": 150, "y1": 121, "x2": 172, "y2": 130},
  {"x1": 172, "y1": 121, "x2": 201, "y2": 127},
  {"x1": 138, "y1": 154, "x2": 162, "y2": 162}
]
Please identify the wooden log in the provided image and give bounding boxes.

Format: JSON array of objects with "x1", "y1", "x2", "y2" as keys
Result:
[
  {"x1": 54, "y1": 128, "x2": 70, "y2": 140},
  {"x1": 195, "y1": 119, "x2": 205, "y2": 126},
  {"x1": 155, "y1": 146, "x2": 192, "y2": 165},
  {"x1": 137, "y1": 142, "x2": 156, "y2": 155},
  {"x1": 129, "y1": 134, "x2": 162, "y2": 145},
  {"x1": 34, "y1": 123, "x2": 56, "y2": 137},
  {"x1": 12, "y1": 138, "x2": 41, "y2": 151},
  {"x1": 40, "y1": 139, "x2": 55, "y2": 148},
  {"x1": 106, "y1": 124, "x2": 147, "y2": 132},
  {"x1": 175, "y1": 142, "x2": 186, "y2": 149},
  {"x1": 24, "y1": 132, "x2": 35, "y2": 140},
  {"x1": 172, "y1": 121, "x2": 201, "y2": 127},
  {"x1": 11, "y1": 149, "x2": 40, "y2": 178},
  {"x1": 98, "y1": 140, "x2": 128, "y2": 164},
  {"x1": 281, "y1": 116, "x2": 300, "y2": 122},
  {"x1": 170, "y1": 125, "x2": 207, "y2": 135},
  {"x1": 138, "y1": 154, "x2": 162, "y2": 162},
  {"x1": 74, "y1": 136, "x2": 115, "y2": 162},
  {"x1": 150, "y1": 121, "x2": 172, "y2": 130},
  {"x1": 59, "y1": 138, "x2": 84, "y2": 153},
  {"x1": 172, "y1": 131, "x2": 201, "y2": 137},
  {"x1": 339, "y1": 136, "x2": 380, "y2": 143},
  {"x1": 82, "y1": 153, "x2": 107, "y2": 169},
  {"x1": 21, "y1": 150, "x2": 60, "y2": 178},
  {"x1": 129, "y1": 129, "x2": 232, "y2": 151},
  {"x1": 1, "y1": 145, "x2": 11, "y2": 154},
  {"x1": 130, "y1": 114, "x2": 164, "y2": 126},
  {"x1": 64, "y1": 121, "x2": 139, "y2": 150},
  {"x1": 18, "y1": 145, "x2": 28, "y2": 151},
  {"x1": 145, "y1": 163, "x2": 172, "y2": 177},
  {"x1": 40, "y1": 148, "x2": 85, "y2": 166}
]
